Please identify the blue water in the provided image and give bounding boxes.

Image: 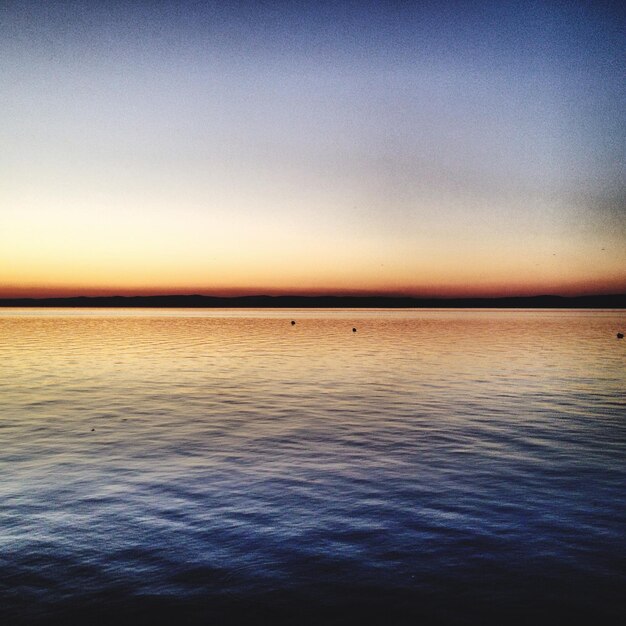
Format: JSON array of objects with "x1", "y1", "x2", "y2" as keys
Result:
[{"x1": 1, "y1": 309, "x2": 625, "y2": 625}]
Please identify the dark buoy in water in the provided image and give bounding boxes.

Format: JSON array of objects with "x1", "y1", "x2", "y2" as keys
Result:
[
  {"x1": 291, "y1": 320, "x2": 296, "y2": 326},
  {"x1": 618, "y1": 333, "x2": 624, "y2": 339},
  {"x1": 352, "y1": 327, "x2": 357, "y2": 332},
  {"x1": 91, "y1": 428, "x2": 95, "y2": 432}
]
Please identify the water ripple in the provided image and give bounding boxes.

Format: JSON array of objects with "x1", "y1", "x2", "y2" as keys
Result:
[{"x1": 0, "y1": 308, "x2": 625, "y2": 624}]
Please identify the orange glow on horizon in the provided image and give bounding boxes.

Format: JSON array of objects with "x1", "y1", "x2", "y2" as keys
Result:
[
  {"x1": 2, "y1": 2, "x2": 624, "y2": 308},
  {"x1": 2, "y1": 275, "x2": 625, "y2": 300}
]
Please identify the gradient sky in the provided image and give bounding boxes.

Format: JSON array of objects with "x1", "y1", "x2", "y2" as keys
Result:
[{"x1": 1, "y1": 0, "x2": 624, "y2": 297}]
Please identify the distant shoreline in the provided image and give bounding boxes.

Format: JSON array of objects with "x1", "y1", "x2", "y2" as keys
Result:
[{"x1": 0, "y1": 294, "x2": 625, "y2": 308}]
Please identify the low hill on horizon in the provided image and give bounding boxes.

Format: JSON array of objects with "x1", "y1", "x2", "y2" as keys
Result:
[{"x1": 1, "y1": 294, "x2": 625, "y2": 308}]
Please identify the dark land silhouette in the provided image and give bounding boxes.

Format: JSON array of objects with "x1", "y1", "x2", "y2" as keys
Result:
[{"x1": 0, "y1": 294, "x2": 625, "y2": 308}]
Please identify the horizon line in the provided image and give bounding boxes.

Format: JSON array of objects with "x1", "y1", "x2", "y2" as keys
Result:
[{"x1": 1, "y1": 292, "x2": 625, "y2": 309}]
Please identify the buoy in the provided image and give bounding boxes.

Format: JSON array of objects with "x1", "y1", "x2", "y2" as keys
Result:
[
  {"x1": 352, "y1": 327, "x2": 357, "y2": 332},
  {"x1": 291, "y1": 320, "x2": 296, "y2": 326},
  {"x1": 618, "y1": 333, "x2": 624, "y2": 339}
]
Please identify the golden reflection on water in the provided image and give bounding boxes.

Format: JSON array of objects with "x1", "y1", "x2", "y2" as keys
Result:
[
  {"x1": 1, "y1": 308, "x2": 625, "y2": 625},
  {"x1": 1, "y1": 308, "x2": 623, "y2": 430},
  {"x1": 0, "y1": 308, "x2": 620, "y2": 360}
]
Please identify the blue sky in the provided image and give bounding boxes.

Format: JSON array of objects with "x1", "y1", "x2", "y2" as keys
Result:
[{"x1": 1, "y1": 1, "x2": 624, "y2": 296}]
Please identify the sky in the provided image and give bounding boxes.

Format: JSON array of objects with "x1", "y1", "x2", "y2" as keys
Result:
[{"x1": 1, "y1": 0, "x2": 624, "y2": 298}]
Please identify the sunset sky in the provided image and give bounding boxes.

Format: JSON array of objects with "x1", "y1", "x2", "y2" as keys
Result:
[{"x1": 1, "y1": 1, "x2": 624, "y2": 298}]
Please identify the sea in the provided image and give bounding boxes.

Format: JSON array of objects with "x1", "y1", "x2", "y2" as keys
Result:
[{"x1": 1, "y1": 308, "x2": 624, "y2": 625}]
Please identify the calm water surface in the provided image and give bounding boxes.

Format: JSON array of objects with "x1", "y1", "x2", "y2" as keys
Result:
[{"x1": 1, "y1": 308, "x2": 625, "y2": 625}]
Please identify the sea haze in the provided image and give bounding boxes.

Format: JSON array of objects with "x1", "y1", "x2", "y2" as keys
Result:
[{"x1": 1, "y1": 308, "x2": 625, "y2": 625}]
